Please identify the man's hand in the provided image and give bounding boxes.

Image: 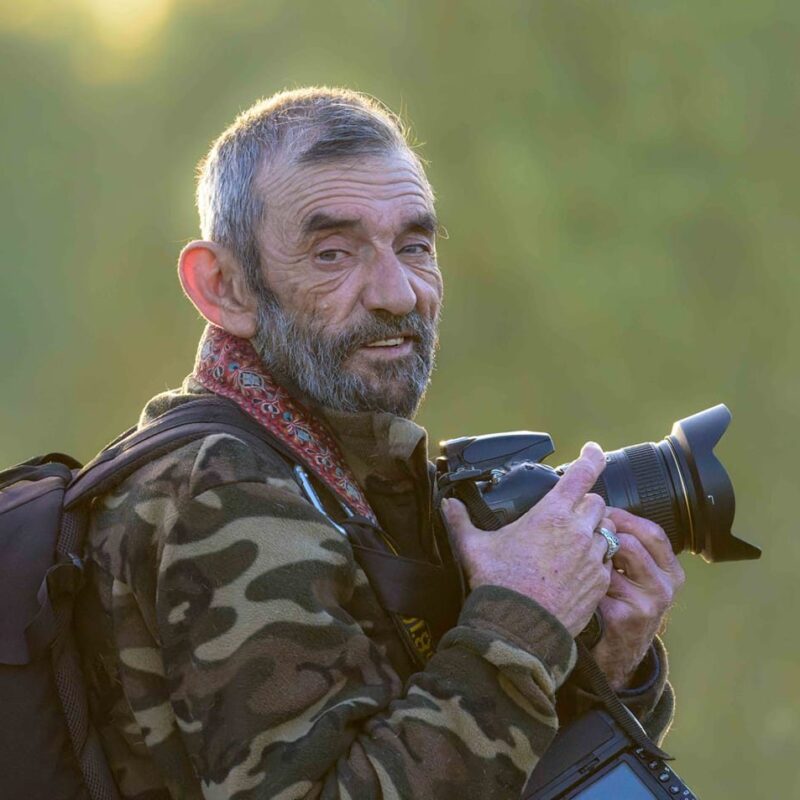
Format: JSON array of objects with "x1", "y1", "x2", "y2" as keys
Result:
[
  {"x1": 591, "y1": 508, "x2": 686, "y2": 690},
  {"x1": 442, "y1": 442, "x2": 613, "y2": 637}
]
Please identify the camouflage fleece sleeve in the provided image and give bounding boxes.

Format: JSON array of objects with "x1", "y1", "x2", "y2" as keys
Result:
[{"x1": 118, "y1": 433, "x2": 578, "y2": 800}]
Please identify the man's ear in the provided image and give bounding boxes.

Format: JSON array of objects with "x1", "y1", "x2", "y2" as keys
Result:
[{"x1": 178, "y1": 240, "x2": 258, "y2": 338}]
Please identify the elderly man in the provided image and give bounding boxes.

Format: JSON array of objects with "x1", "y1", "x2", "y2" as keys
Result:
[{"x1": 77, "y1": 87, "x2": 684, "y2": 799}]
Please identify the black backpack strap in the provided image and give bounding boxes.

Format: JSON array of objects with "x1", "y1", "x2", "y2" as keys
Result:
[
  {"x1": 0, "y1": 454, "x2": 80, "y2": 492},
  {"x1": 64, "y1": 398, "x2": 300, "y2": 511}
]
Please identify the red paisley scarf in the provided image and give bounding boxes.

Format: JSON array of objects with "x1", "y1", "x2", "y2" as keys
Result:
[{"x1": 193, "y1": 324, "x2": 375, "y2": 521}]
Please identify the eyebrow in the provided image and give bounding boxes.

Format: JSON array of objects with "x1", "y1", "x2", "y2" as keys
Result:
[
  {"x1": 301, "y1": 212, "x2": 359, "y2": 237},
  {"x1": 406, "y1": 211, "x2": 439, "y2": 236},
  {"x1": 300, "y1": 210, "x2": 439, "y2": 239}
]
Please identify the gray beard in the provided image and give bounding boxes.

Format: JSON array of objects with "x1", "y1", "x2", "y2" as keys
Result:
[{"x1": 250, "y1": 290, "x2": 438, "y2": 418}]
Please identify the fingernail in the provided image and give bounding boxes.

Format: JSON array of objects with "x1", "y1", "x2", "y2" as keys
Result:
[{"x1": 440, "y1": 498, "x2": 451, "y2": 517}]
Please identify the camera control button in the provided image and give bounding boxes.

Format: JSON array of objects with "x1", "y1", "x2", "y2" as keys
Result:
[
  {"x1": 648, "y1": 760, "x2": 660, "y2": 770},
  {"x1": 658, "y1": 770, "x2": 671, "y2": 782},
  {"x1": 669, "y1": 787, "x2": 683, "y2": 795}
]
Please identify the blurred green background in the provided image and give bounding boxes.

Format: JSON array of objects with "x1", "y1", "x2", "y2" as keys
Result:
[{"x1": 2, "y1": 0, "x2": 797, "y2": 795}]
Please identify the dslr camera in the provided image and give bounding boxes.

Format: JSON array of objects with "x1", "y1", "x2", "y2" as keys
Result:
[{"x1": 436, "y1": 405, "x2": 760, "y2": 799}]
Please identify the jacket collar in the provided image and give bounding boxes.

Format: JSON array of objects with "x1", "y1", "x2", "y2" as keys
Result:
[{"x1": 310, "y1": 404, "x2": 427, "y2": 489}]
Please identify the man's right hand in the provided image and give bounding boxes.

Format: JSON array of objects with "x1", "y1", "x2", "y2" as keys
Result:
[{"x1": 442, "y1": 442, "x2": 613, "y2": 637}]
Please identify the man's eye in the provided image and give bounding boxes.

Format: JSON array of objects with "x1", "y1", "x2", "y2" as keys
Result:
[
  {"x1": 400, "y1": 243, "x2": 433, "y2": 256},
  {"x1": 317, "y1": 249, "x2": 347, "y2": 263}
]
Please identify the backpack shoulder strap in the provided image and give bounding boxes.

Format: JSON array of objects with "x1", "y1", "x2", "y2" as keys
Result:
[
  {"x1": 64, "y1": 395, "x2": 464, "y2": 645},
  {"x1": 63, "y1": 397, "x2": 296, "y2": 511}
]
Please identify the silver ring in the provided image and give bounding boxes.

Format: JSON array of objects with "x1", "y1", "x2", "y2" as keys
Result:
[{"x1": 596, "y1": 527, "x2": 620, "y2": 562}]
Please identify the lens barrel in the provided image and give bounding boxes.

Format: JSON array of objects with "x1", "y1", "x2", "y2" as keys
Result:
[
  {"x1": 589, "y1": 405, "x2": 760, "y2": 563},
  {"x1": 590, "y1": 441, "x2": 689, "y2": 553}
]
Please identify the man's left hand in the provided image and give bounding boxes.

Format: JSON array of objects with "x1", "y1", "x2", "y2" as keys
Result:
[{"x1": 592, "y1": 508, "x2": 686, "y2": 690}]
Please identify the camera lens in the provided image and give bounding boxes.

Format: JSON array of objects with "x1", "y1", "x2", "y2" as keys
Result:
[
  {"x1": 590, "y1": 442, "x2": 685, "y2": 552},
  {"x1": 589, "y1": 405, "x2": 760, "y2": 563},
  {"x1": 440, "y1": 405, "x2": 761, "y2": 563}
]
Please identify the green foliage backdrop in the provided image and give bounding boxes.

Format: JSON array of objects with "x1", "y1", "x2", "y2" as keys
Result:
[{"x1": 2, "y1": 1, "x2": 797, "y2": 795}]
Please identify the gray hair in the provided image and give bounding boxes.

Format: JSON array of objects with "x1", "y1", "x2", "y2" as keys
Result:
[{"x1": 195, "y1": 87, "x2": 423, "y2": 295}]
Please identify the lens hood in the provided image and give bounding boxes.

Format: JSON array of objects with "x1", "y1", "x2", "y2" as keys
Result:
[{"x1": 665, "y1": 405, "x2": 761, "y2": 562}]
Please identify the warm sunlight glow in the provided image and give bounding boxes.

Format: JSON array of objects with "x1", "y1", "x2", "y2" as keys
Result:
[
  {"x1": 0, "y1": 0, "x2": 176, "y2": 53},
  {"x1": 80, "y1": 0, "x2": 174, "y2": 51},
  {"x1": 0, "y1": 0, "x2": 182, "y2": 81}
]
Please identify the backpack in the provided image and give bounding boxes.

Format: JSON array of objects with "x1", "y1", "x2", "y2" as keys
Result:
[{"x1": 0, "y1": 397, "x2": 461, "y2": 800}]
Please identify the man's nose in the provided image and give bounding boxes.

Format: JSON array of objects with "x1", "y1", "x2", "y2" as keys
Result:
[{"x1": 361, "y1": 253, "x2": 417, "y2": 316}]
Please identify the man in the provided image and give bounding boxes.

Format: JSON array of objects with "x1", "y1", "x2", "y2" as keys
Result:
[{"x1": 77, "y1": 87, "x2": 684, "y2": 799}]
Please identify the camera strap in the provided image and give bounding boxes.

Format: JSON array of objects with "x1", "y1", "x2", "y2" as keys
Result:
[
  {"x1": 448, "y1": 479, "x2": 505, "y2": 529},
  {"x1": 574, "y1": 638, "x2": 673, "y2": 761}
]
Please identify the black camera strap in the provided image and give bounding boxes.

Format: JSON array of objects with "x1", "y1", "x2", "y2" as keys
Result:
[
  {"x1": 449, "y1": 479, "x2": 505, "y2": 530},
  {"x1": 574, "y1": 638, "x2": 672, "y2": 761}
]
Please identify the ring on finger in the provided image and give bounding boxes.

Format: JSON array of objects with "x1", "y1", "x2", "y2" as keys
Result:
[{"x1": 595, "y1": 526, "x2": 620, "y2": 562}]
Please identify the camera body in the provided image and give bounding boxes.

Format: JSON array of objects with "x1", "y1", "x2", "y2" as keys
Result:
[
  {"x1": 437, "y1": 430, "x2": 561, "y2": 525},
  {"x1": 522, "y1": 709, "x2": 696, "y2": 799}
]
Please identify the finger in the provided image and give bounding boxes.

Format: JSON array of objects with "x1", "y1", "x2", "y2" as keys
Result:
[
  {"x1": 590, "y1": 529, "x2": 616, "y2": 573},
  {"x1": 440, "y1": 498, "x2": 476, "y2": 536},
  {"x1": 611, "y1": 532, "x2": 665, "y2": 589},
  {"x1": 594, "y1": 516, "x2": 619, "y2": 554},
  {"x1": 574, "y1": 494, "x2": 608, "y2": 534},
  {"x1": 607, "y1": 508, "x2": 678, "y2": 571},
  {"x1": 598, "y1": 516, "x2": 616, "y2": 535},
  {"x1": 602, "y1": 565, "x2": 674, "y2": 635},
  {"x1": 599, "y1": 570, "x2": 638, "y2": 605},
  {"x1": 607, "y1": 567, "x2": 634, "y2": 595},
  {"x1": 551, "y1": 442, "x2": 606, "y2": 507},
  {"x1": 440, "y1": 499, "x2": 479, "y2": 563}
]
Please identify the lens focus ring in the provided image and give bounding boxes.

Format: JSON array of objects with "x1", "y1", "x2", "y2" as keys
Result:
[{"x1": 624, "y1": 443, "x2": 680, "y2": 546}]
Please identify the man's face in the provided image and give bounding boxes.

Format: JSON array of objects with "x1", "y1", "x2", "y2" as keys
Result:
[{"x1": 250, "y1": 149, "x2": 443, "y2": 417}]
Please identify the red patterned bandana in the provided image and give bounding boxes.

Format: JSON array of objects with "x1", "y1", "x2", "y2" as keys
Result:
[{"x1": 193, "y1": 325, "x2": 375, "y2": 520}]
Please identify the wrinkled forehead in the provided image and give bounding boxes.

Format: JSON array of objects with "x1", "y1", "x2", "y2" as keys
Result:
[{"x1": 255, "y1": 149, "x2": 436, "y2": 236}]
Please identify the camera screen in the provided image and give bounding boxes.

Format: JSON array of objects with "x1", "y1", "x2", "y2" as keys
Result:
[{"x1": 572, "y1": 761, "x2": 656, "y2": 799}]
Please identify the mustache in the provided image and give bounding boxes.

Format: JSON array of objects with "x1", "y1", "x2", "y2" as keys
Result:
[{"x1": 310, "y1": 310, "x2": 435, "y2": 361}]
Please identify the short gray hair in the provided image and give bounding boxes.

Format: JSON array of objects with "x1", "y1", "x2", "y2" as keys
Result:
[{"x1": 196, "y1": 87, "x2": 423, "y2": 295}]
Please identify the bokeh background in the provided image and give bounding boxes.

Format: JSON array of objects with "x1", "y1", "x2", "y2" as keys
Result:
[{"x1": 2, "y1": 1, "x2": 798, "y2": 795}]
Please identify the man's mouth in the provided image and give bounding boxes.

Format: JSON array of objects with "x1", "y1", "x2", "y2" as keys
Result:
[
  {"x1": 356, "y1": 334, "x2": 416, "y2": 358},
  {"x1": 365, "y1": 337, "x2": 408, "y2": 348}
]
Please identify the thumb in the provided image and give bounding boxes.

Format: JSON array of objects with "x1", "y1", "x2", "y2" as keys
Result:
[
  {"x1": 440, "y1": 497, "x2": 475, "y2": 536},
  {"x1": 441, "y1": 498, "x2": 483, "y2": 570}
]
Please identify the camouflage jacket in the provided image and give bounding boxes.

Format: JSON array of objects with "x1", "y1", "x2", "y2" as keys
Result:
[{"x1": 77, "y1": 377, "x2": 673, "y2": 800}]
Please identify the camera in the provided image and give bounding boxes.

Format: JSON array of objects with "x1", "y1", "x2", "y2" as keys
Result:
[
  {"x1": 436, "y1": 404, "x2": 760, "y2": 799},
  {"x1": 436, "y1": 404, "x2": 760, "y2": 563}
]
